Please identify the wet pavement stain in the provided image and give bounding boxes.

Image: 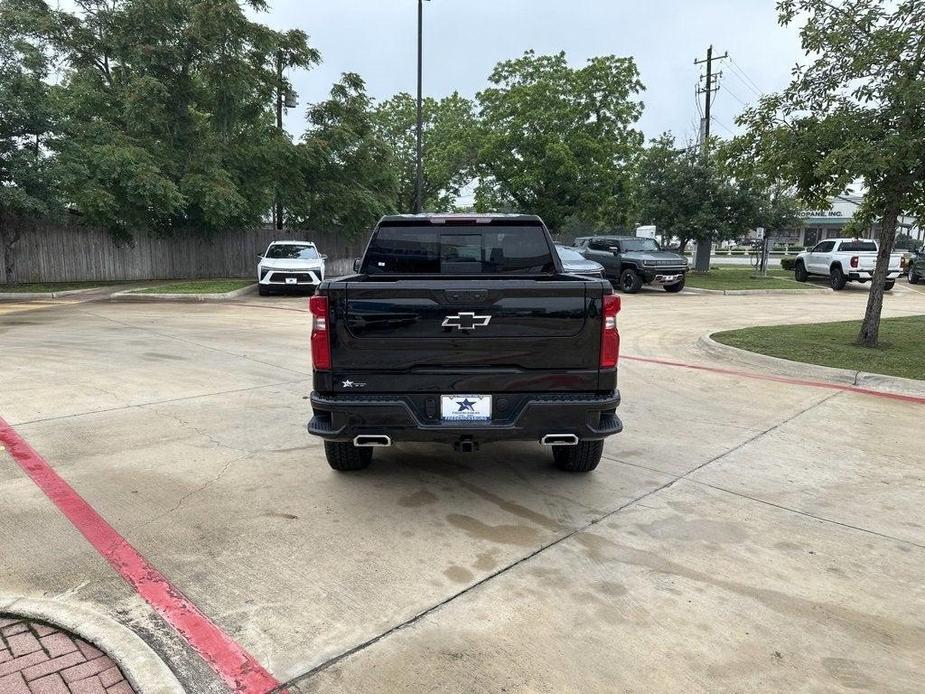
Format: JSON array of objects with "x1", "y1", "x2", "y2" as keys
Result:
[
  {"x1": 444, "y1": 565, "x2": 474, "y2": 584},
  {"x1": 821, "y1": 657, "x2": 877, "y2": 690},
  {"x1": 575, "y1": 531, "x2": 922, "y2": 654},
  {"x1": 142, "y1": 352, "x2": 187, "y2": 361},
  {"x1": 445, "y1": 514, "x2": 540, "y2": 547},
  {"x1": 635, "y1": 514, "x2": 749, "y2": 544},
  {"x1": 398, "y1": 489, "x2": 438, "y2": 508}
]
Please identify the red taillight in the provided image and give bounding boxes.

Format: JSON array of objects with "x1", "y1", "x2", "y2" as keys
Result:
[
  {"x1": 850, "y1": 255, "x2": 859, "y2": 268},
  {"x1": 309, "y1": 295, "x2": 331, "y2": 370},
  {"x1": 600, "y1": 293, "x2": 621, "y2": 369}
]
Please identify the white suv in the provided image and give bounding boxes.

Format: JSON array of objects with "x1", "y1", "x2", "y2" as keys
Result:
[{"x1": 257, "y1": 241, "x2": 326, "y2": 295}]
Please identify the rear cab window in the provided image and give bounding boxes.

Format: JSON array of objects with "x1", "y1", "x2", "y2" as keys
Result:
[
  {"x1": 839, "y1": 241, "x2": 877, "y2": 252},
  {"x1": 362, "y1": 223, "x2": 557, "y2": 275}
]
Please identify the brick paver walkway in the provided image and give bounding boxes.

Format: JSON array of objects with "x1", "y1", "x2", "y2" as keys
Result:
[{"x1": 0, "y1": 616, "x2": 135, "y2": 694}]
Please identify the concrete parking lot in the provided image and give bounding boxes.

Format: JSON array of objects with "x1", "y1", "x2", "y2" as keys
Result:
[{"x1": 1, "y1": 285, "x2": 924, "y2": 693}]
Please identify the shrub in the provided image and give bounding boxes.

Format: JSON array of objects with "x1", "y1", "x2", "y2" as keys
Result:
[{"x1": 780, "y1": 256, "x2": 797, "y2": 271}]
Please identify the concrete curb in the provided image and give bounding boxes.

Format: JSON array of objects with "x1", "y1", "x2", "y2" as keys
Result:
[
  {"x1": 0, "y1": 287, "x2": 108, "y2": 301},
  {"x1": 686, "y1": 286, "x2": 829, "y2": 296},
  {"x1": 0, "y1": 595, "x2": 184, "y2": 694},
  {"x1": 110, "y1": 283, "x2": 257, "y2": 303},
  {"x1": 697, "y1": 333, "x2": 925, "y2": 397}
]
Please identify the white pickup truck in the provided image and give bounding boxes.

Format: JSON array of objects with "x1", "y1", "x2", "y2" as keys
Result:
[{"x1": 793, "y1": 238, "x2": 903, "y2": 290}]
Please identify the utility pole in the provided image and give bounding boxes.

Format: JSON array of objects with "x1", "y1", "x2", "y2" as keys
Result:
[
  {"x1": 414, "y1": 0, "x2": 426, "y2": 214},
  {"x1": 695, "y1": 45, "x2": 725, "y2": 149},
  {"x1": 275, "y1": 50, "x2": 284, "y2": 230},
  {"x1": 693, "y1": 45, "x2": 727, "y2": 271}
]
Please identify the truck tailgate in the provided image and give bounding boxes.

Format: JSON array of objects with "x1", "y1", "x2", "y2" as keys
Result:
[{"x1": 331, "y1": 278, "x2": 602, "y2": 372}]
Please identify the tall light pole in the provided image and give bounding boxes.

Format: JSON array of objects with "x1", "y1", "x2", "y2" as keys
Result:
[{"x1": 414, "y1": 0, "x2": 426, "y2": 213}]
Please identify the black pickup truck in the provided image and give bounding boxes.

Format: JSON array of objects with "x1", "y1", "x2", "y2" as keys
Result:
[{"x1": 307, "y1": 214, "x2": 623, "y2": 473}]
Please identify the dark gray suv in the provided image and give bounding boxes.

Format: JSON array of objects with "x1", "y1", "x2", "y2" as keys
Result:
[{"x1": 575, "y1": 236, "x2": 688, "y2": 293}]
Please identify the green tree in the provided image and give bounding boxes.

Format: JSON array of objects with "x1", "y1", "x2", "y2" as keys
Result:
[
  {"x1": 289, "y1": 73, "x2": 397, "y2": 237},
  {"x1": 732, "y1": 0, "x2": 925, "y2": 346},
  {"x1": 473, "y1": 50, "x2": 644, "y2": 232},
  {"x1": 31, "y1": 0, "x2": 318, "y2": 237},
  {"x1": 0, "y1": 0, "x2": 59, "y2": 285},
  {"x1": 635, "y1": 135, "x2": 779, "y2": 260},
  {"x1": 372, "y1": 91, "x2": 476, "y2": 212}
]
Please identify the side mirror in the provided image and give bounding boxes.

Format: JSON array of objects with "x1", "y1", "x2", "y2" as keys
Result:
[
  {"x1": 257, "y1": 253, "x2": 263, "y2": 260},
  {"x1": 353, "y1": 258, "x2": 361, "y2": 273},
  {"x1": 321, "y1": 254, "x2": 328, "y2": 260},
  {"x1": 609, "y1": 247, "x2": 620, "y2": 254}
]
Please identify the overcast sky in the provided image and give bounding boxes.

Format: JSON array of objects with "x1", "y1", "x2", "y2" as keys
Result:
[{"x1": 255, "y1": 0, "x2": 804, "y2": 143}]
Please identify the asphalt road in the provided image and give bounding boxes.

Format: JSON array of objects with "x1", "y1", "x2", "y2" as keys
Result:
[{"x1": 1, "y1": 283, "x2": 924, "y2": 693}]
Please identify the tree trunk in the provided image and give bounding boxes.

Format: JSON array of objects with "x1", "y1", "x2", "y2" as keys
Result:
[
  {"x1": 693, "y1": 235, "x2": 712, "y2": 272},
  {"x1": 677, "y1": 237, "x2": 689, "y2": 254},
  {"x1": 856, "y1": 197, "x2": 901, "y2": 347},
  {"x1": 0, "y1": 217, "x2": 21, "y2": 287}
]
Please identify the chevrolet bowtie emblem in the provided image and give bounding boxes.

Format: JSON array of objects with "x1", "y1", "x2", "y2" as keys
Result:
[{"x1": 442, "y1": 312, "x2": 491, "y2": 331}]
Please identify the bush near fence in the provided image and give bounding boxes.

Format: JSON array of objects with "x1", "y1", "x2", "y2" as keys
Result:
[{"x1": 0, "y1": 216, "x2": 367, "y2": 284}]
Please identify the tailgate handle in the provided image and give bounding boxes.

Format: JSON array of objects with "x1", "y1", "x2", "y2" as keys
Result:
[{"x1": 444, "y1": 289, "x2": 488, "y2": 304}]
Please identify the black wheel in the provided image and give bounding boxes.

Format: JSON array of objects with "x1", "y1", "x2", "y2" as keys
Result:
[
  {"x1": 552, "y1": 440, "x2": 604, "y2": 473},
  {"x1": 619, "y1": 268, "x2": 643, "y2": 294},
  {"x1": 884, "y1": 280, "x2": 895, "y2": 291},
  {"x1": 663, "y1": 276, "x2": 685, "y2": 293},
  {"x1": 258, "y1": 284, "x2": 270, "y2": 296},
  {"x1": 830, "y1": 265, "x2": 847, "y2": 290},
  {"x1": 910, "y1": 268, "x2": 920, "y2": 284},
  {"x1": 324, "y1": 441, "x2": 372, "y2": 471},
  {"x1": 794, "y1": 261, "x2": 808, "y2": 282}
]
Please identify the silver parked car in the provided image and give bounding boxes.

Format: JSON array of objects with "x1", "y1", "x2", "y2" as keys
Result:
[{"x1": 555, "y1": 245, "x2": 605, "y2": 278}]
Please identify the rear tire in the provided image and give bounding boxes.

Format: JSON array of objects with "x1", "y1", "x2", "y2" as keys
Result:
[
  {"x1": 910, "y1": 268, "x2": 920, "y2": 284},
  {"x1": 794, "y1": 261, "x2": 808, "y2": 282},
  {"x1": 830, "y1": 266, "x2": 847, "y2": 290},
  {"x1": 884, "y1": 280, "x2": 895, "y2": 291},
  {"x1": 553, "y1": 440, "x2": 603, "y2": 473},
  {"x1": 663, "y1": 276, "x2": 685, "y2": 293},
  {"x1": 619, "y1": 268, "x2": 643, "y2": 294},
  {"x1": 324, "y1": 441, "x2": 372, "y2": 471}
]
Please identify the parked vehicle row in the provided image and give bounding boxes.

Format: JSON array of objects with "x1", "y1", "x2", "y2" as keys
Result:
[{"x1": 793, "y1": 238, "x2": 903, "y2": 290}]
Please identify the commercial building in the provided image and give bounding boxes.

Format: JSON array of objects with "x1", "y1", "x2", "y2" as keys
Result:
[{"x1": 775, "y1": 195, "x2": 920, "y2": 247}]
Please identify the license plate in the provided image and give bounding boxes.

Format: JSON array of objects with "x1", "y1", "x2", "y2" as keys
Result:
[
  {"x1": 285, "y1": 277, "x2": 298, "y2": 284},
  {"x1": 441, "y1": 395, "x2": 491, "y2": 421}
]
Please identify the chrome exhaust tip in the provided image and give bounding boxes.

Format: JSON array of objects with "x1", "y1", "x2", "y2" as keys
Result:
[
  {"x1": 353, "y1": 435, "x2": 391, "y2": 447},
  {"x1": 541, "y1": 434, "x2": 579, "y2": 446}
]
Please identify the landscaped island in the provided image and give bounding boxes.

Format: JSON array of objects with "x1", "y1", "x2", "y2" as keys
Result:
[{"x1": 712, "y1": 315, "x2": 925, "y2": 381}]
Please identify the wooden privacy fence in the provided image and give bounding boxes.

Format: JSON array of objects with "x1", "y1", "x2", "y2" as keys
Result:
[{"x1": 0, "y1": 217, "x2": 367, "y2": 284}]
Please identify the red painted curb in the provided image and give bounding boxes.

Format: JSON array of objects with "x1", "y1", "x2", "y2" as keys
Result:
[
  {"x1": 0, "y1": 417, "x2": 281, "y2": 694},
  {"x1": 622, "y1": 355, "x2": 925, "y2": 405}
]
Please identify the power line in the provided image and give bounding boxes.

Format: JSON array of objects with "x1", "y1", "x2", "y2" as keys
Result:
[
  {"x1": 721, "y1": 82, "x2": 750, "y2": 109},
  {"x1": 728, "y1": 56, "x2": 764, "y2": 96},
  {"x1": 710, "y1": 116, "x2": 736, "y2": 137}
]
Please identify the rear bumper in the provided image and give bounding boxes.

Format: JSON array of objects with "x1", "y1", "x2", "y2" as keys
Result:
[
  {"x1": 847, "y1": 270, "x2": 901, "y2": 281},
  {"x1": 308, "y1": 390, "x2": 622, "y2": 444}
]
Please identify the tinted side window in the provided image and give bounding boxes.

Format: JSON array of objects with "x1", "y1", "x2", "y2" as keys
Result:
[
  {"x1": 589, "y1": 239, "x2": 615, "y2": 251},
  {"x1": 813, "y1": 241, "x2": 835, "y2": 253}
]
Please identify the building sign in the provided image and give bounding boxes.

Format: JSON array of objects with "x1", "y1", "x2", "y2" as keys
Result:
[{"x1": 800, "y1": 209, "x2": 843, "y2": 218}]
